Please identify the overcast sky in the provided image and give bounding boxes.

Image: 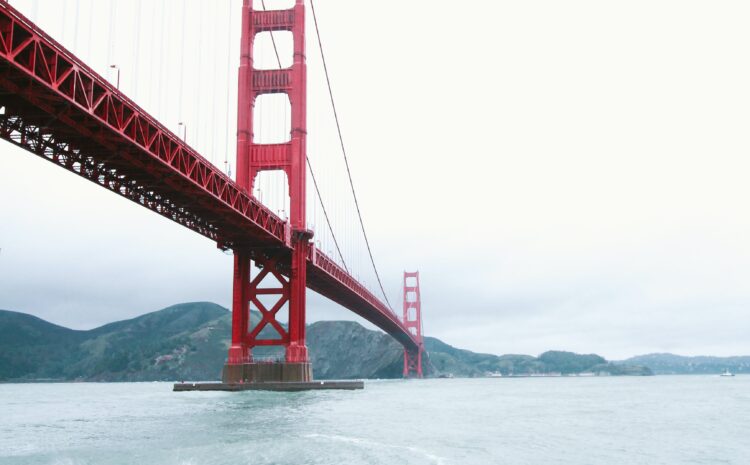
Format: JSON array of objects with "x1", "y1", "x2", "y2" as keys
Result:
[{"x1": 1, "y1": 0, "x2": 749, "y2": 360}]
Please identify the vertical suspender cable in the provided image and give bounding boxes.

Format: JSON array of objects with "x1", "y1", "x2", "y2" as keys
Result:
[
  {"x1": 177, "y1": 2, "x2": 187, "y2": 124},
  {"x1": 157, "y1": 0, "x2": 167, "y2": 119},
  {"x1": 73, "y1": 0, "x2": 80, "y2": 52},
  {"x1": 307, "y1": 156, "x2": 348, "y2": 272},
  {"x1": 209, "y1": 5, "x2": 220, "y2": 167},
  {"x1": 132, "y1": 0, "x2": 142, "y2": 98},
  {"x1": 106, "y1": 0, "x2": 116, "y2": 81},
  {"x1": 309, "y1": 0, "x2": 393, "y2": 310},
  {"x1": 61, "y1": 0, "x2": 67, "y2": 44},
  {"x1": 195, "y1": 3, "x2": 204, "y2": 153},
  {"x1": 224, "y1": 0, "x2": 232, "y2": 174},
  {"x1": 86, "y1": 0, "x2": 93, "y2": 62}
]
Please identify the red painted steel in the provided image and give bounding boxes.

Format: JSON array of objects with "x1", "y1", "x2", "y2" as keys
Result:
[
  {"x1": 402, "y1": 271, "x2": 424, "y2": 378},
  {"x1": 230, "y1": 0, "x2": 310, "y2": 364},
  {"x1": 0, "y1": 2, "x2": 286, "y2": 249},
  {"x1": 0, "y1": 1, "x2": 422, "y2": 366}
]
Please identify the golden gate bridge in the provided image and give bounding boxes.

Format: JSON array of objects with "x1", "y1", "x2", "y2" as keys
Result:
[{"x1": 0, "y1": 0, "x2": 425, "y2": 385}]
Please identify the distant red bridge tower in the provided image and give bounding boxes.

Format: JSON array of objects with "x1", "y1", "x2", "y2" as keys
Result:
[{"x1": 402, "y1": 271, "x2": 424, "y2": 378}]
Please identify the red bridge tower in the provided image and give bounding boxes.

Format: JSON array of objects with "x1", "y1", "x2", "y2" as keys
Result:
[
  {"x1": 224, "y1": 0, "x2": 312, "y2": 383},
  {"x1": 402, "y1": 271, "x2": 424, "y2": 378}
]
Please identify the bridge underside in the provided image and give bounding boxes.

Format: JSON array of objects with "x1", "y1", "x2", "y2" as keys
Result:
[{"x1": 0, "y1": 67, "x2": 285, "y2": 251}]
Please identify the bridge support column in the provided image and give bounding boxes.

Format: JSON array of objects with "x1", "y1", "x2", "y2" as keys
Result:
[
  {"x1": 223, "y1": 250, "x2": 312, "y2": 383},
  {"x1": 404, "y1": 349, "x2": 423, "y2": 379},
  {"x1": 286, "y1": 232, "x2": 310, "y2": 364},
  {"x1": 402, "y1": 271, "x2": 425, "y2": 378},
  {"x1": 227, "y1": 253, "x2": 250, "y2": 366},
  {"x1": 224, "y1": 0, "x2": 312, "y2": 384},
  {"x1": 224, "y1": 253, "x2": 250, "y2": 384}
]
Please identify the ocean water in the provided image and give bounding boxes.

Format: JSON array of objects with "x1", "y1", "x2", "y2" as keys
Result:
[{"x1": 1, "y1": 376, "x2": 748, "y2": 465}]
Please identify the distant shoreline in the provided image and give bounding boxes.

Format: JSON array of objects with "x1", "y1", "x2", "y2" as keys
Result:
[
  {"x1": 3, "y1": 373, "x2": 746, "y2": 385},
  {"x1": 2, "y1": 305, "x2": 748, "y2": 381}
]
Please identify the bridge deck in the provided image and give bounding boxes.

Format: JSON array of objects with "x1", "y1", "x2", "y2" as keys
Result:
[{"x1": 0, "y1": 1, "x2": 418, "y2": 353}]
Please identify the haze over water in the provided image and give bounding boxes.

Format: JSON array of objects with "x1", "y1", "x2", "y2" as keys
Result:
[{"x1": 1, "y1": 377, "x2": 748, "y2": 465}]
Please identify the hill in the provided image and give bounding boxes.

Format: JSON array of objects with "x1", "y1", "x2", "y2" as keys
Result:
[
  {"x1": 0, "y1": 303, "x2": 231, "y2": 381},
  {"x1": 0, "y1": 303, "x2": 651, "y2": 381},
  {"x1": 620, "y1": 353, "x2": 750, "y2": 375}
]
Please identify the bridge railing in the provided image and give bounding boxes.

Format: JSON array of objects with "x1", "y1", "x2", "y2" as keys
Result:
[
  {"x1": 310, "y1": 246, "x2": 397, "y2": 317},
  {"x1": 309, "y1": 246, "x2": 420, "y2": 352}
]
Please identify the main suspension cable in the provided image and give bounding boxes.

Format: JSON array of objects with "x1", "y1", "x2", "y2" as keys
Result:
[{"x1": 309, "y1": 0, "x2": 394, "y2": 311}]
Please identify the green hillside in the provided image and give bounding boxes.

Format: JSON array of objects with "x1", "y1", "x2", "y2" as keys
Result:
[
  {"x1": 621, "y1": 353, "x2": 750, "y2": 375},
  {"x1": 0, "y1": 303, "x2": 651, "y2": 381}
]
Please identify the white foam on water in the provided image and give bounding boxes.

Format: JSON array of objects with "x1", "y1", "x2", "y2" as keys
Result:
[
  {"x1": 305, "y1": 433, "x2": 449, "y2": 465},
  {"x1": 48, "y1": 458, "x2": 86, "y2": 465}
]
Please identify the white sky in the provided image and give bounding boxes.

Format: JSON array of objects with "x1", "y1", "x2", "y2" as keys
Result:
[{"x1": 1, "y1": 0, "x2": 749, "y2": 359}]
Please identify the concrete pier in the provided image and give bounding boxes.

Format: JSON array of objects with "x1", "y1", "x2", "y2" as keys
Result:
[
  {"x1": 173, "y1": 380, "x2": 364, "y2": 392},
  {"x1": 172, "y1": 361, "x2": 363, "y2": 391},
  {"x1": 222, "y1": 362, "x2": 313, "y2": 384}
]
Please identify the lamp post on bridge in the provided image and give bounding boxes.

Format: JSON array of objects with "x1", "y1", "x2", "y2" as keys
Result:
[
  {"x1": 109, "y1": 64, "x2": 119, "y2": 89},
  {"x1": 177, "y1": 122, "x2": 186, "y2": 143}
]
